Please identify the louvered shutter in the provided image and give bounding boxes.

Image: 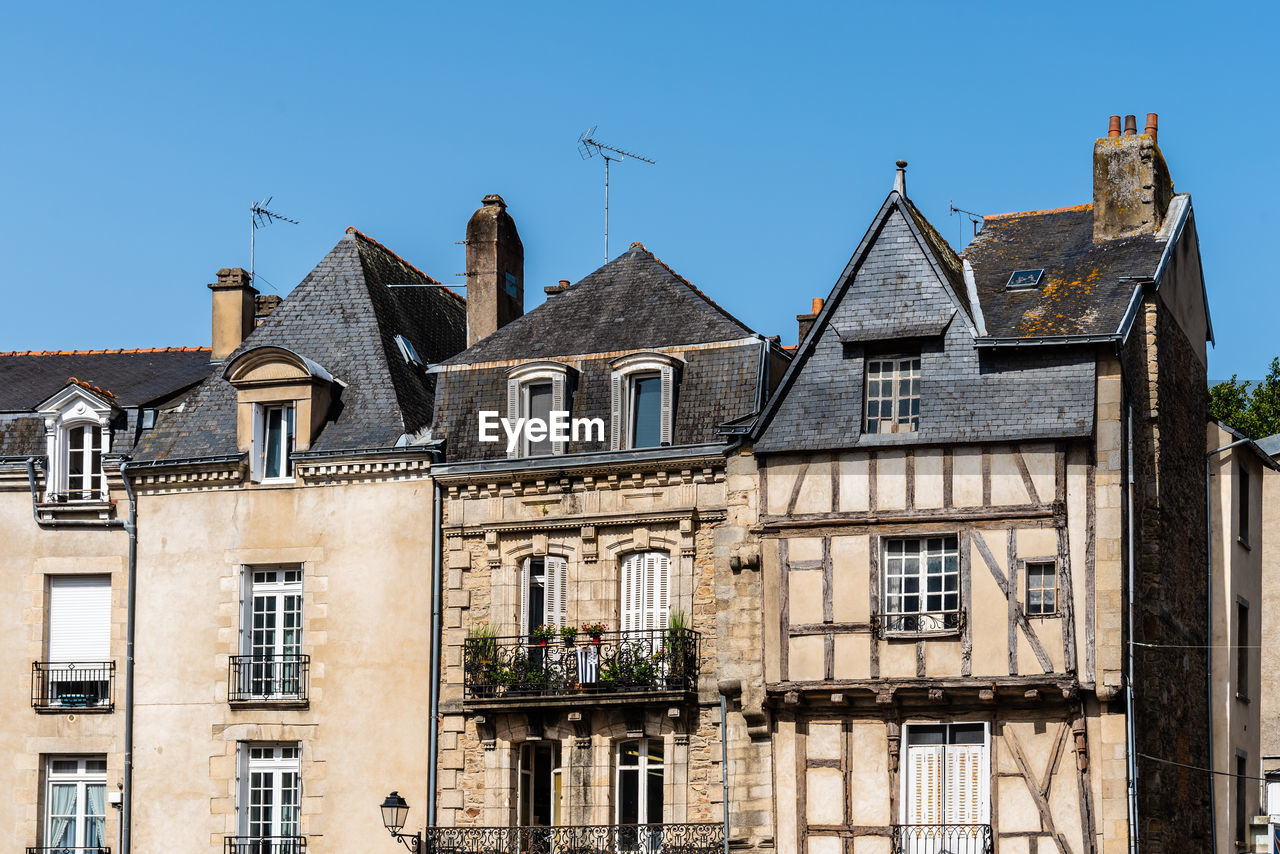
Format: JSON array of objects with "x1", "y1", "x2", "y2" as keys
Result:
[
  {"x1": 659, "y1": 366, "x2": 675, "y2": 446},
  {"x1": 545, "y1": 556, "x2": 568, "y2": 628},
  {"x1": 621, "y1": 552, "x2": 670, "y2": 634},
  {"x1": 48, "y1": 577, "x2": 110, "y2": 662},
  {"x1": 251, "y1": 406, "x2": 266, "y2": 481},
  {"x1": 621, "y1": 554, "x2": 639, "y2": 634},
  {"x1": 906, "y1": 743, "x2": 944, "y2": 826},
  {"x1": 610, "y1": 373, "x2": 623, "y2": 450},
  {"x1": 551, "y1": 375, "x2": 567, "y2": 455},
  {"x1": 506, "y1": 379, "x2": 521, "y2": 458},
  {"x1": 944, "y1": 743, "x2": 988, "y2": 825},
  {"x1": 520, "y1": 560, "x2": 532, "y2": 637}
]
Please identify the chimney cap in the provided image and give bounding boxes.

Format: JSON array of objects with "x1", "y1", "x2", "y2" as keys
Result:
[
  {"x1": 893, "y1": 160, "x2": 907, "y2": 196},
  {"x1": 481, "y1": 194, "x2": 507, "y2": 208}
]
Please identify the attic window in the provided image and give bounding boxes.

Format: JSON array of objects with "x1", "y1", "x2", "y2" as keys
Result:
[
  {"x1": 395, "y1": 334, "x2": 422, "y2": 367},
  {"x1": 1005, "y1": 269, "x2": 1044, "y2": 290}
]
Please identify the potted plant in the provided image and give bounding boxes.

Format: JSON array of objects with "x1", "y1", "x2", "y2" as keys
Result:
[
  {"x1": 582, "y1": 621, "x2": 607, "y2": 643},
  {"x1": 531, "y1": 624, "x2": 556, "y2": 645},
  {"x1": 665, "y1": 610, "x2": 692, "y2": 687},
  {"x1": 559, "y1": 625, "x2": 578, "y2": 645},
  {"x1": 467, "y1": 624, "x2": 500, "y2": 696}
]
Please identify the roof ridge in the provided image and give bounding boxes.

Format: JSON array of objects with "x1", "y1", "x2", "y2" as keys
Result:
[
  {"x1": 630, "y1": 243, "x2": 755, "y2": 336},
  {"x1": 0, "y1": 346, "x2": 211, "y2": 357},
  {"x1": 984, "y1": 202, "x2": 1092, "y2": 221},
  {"x1": 344, "y1": 226, "x2": 464, "y2": 301}
]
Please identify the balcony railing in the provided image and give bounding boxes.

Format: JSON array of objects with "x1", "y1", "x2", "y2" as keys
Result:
[
  {"x1": 876, "y1": 611, "x2": 964, "y2": 636},
  {"x1": 228, "y1": 655, "x2": 310, "y2": 703},
  {"x1": 31, "y1": 661, "x2": 115, "y2": 711},
  {"x1": 890, "y1": 824, "x2": 992, "y2": 854},
  {"x1": 422, "y1": 823, "x2": 723, "y2": 854},
  {"x1": 27, "y1": 848, "x2": 111, "y2": 854},
  {"x1": 463, "y1": 629, "x2": 700, "y2": 701},
  {"x1": 223, "y1": 837, "x2": 307, "y2": 854}
]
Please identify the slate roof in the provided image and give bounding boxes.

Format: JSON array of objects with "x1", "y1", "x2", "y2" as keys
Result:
[
  {"x1": 445, "y1": 243, "x2": 756, "y2": 365},
  {"x1": 1254, "y1": 433, "x2": 1280, "y2": 459},
  {"x1": 0, "y1": 348, "x2": 212, "y2": 412},
  {"x1": 134, "y1": 229, "x2": 467, "y2": 461},
  {"x1": 962, "y1": 203, "x2": 1169, "y2": 338}
]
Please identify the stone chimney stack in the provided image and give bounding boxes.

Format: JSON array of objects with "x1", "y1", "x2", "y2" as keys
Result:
[
  {"x1": 796, "y1": 297, "x2": 824, "y2": 345},
  {"x1": 1092, "y1": 112, "x2": 1173, "y2": 241},
  {"x1": 208, "y1": 267, "x2": 259, "y2": 361},
  {"x1": 465, "y1": 194, "x2": 524, "y2": 346}
]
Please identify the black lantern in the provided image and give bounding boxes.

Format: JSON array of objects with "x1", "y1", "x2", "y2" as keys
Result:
[{"x1": 380, "y1": 792, "x2": 421, "y2": 852}]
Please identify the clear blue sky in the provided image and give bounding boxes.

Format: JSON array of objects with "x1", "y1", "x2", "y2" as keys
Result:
[{"x1": 2, "y1": 1, "x2": 1274, "y2": 381}]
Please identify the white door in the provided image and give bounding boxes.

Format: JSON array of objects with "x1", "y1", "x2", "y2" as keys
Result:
[
  {"x1": 240, "y1": 745, "x2": 301, "y2": 848},
  {"x1": 902, "y1": 724, "x2": 989, "y2": 854},
  {"x1": 45, "y1": 756, "x2": 107, "y2": 850}
]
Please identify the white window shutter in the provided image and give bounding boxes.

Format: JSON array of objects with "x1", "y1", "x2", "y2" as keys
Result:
[
  {"x1": 506, "y1": 379, "x2": 521, "y2": 459},
  {"x1": 552, "y1": 376, "x2": 567, "y2": 455},
  {"x1": 907, "y1": 744, "x2": 944, "y2": 826},
  {"x1": 48, "y1": 577, "x2": 111, "y2": 662},
  {"x1": 251, "y1": 406, "x2": 265, "y2": 482},
  {"x1": 520, "y1": 560, "x2": 532, "y2": 637},
  {"x1": 546, "y1": 556, "x2": 568, "y2": 628},
  {"x1": 944, "y1": 743, "x2": 988, "y2": 825},
  {"x1": 610, "y1": 373, "x2": 623, "y2": 450},
  {"x1": 654, "y1": 552, "x2": 669, "y2": 629},
  {"x1": 621, "y1": 554, "x2": 638, "y2": 634},
  {"x1": 659, "y1": 366, "x2": 675, "y2": 446}
]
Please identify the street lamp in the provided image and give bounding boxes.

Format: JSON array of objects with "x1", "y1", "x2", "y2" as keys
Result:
[{"x1": 380, "y1": 791, "x2": 422, "y2": 853}]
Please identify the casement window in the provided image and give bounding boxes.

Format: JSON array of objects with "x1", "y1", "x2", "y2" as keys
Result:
[
  {"x1": 620, "y1": 552, "x2": 670, "y2": 635},
  {"x1": 44, "y1": 756, "x2": 108, "y2": 850},
  {"x1": 616, "y1": 739, "x2": 664, "y2": 826},
  {"x1": 518, "y1": 742, "x2": 562, "y2": 827},
  {"x1": 63, "y1": 424, "x2": 107, "y2": 501},
  {"x1": 882, "y1": 537, "x2": 959, "y2": 633},
  {"x1": 864, "y1": 355, "x2": 920, "y2": 434},
  {"x1": 252, "y1": 403, "x2": 295, "y2": 482},
  {"x1": 521, "y1": 556, "x2": 568, "y2": 636},
  {"x1": 902, "y1": 724, "x2": 989, "y2": 829},
  {"x1": 1239, "y1": 464, "x2": 1250, "y2": 545},
  {"x1": 37, "y1": 384, "x2": 115, "y2": 504},
  {"x1": 506, "y1": 363, "x2": 572, "y2": 457},
  {"x1": 609, "y1": 354, "x2": 678, "y2": 450},
  {"x1": 1025, "y1": 562, "x2": 1058, "y2": 617},
  {"x1": 237, "y1": 744, "x2": 302, "y2": 847},
  {"x1": 238, "y1": 567, "x2": 303, "y2": 700},
  {"x1": 45, "y1": 576, "x2": 112, "y2": 708}
]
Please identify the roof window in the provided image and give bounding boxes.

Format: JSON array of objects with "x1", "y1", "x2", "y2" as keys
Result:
[
  {"x1": 395, "y1": 334, "x2": 423, "y2": 367},
  {"x1": 1005, "y1": 269, "x2": 1044, "y2": 290}
]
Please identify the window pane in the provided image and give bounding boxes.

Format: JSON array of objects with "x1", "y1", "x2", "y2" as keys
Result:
[
  {"x1": 631, "y1": 376, "x2": 662, "y2": 448},
  {"x1": 646, "y1": 762, "x2": 663, "y2": 823},
  {"x1": 264, "y1": 407, "x2": 283, "y2": 478},
  {"x1": 527, "y1": 383, "x2": 554, "y2": 456},
  {"x1": 618, "y1": 765, "x2": 639, "y2": 824}
]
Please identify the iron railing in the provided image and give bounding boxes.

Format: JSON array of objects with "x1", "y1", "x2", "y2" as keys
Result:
[
  {"x1": 422, "y1": 823, "x2": 723, "y2": 854},
  {"x1": 42, "y1": 489, "x2": 108, "y2": 504},
  {"x1": 228, "y1": 655, "x2": 310, "y2": 703},
  {"x1": 464, "y1": 629, "x2": 700, "y2": 700},
  {"x1": 223, "y1": 837, "x2": 307, "y2": 854},
  {"x1": 31, "y1": 661, "x2": 115, "y2": 711},
  {"x1": 27, "y1": 848, "x2": 111, "y2": 854},
  {"x1": 890, "y1": 824, "x2": 992, "y2": 854},
  {"x1": 877, "y1": 611, "x2": 964, "y2": 635}
]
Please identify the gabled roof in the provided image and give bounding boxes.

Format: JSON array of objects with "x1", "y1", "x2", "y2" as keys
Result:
[
  {"x1": 134, "y1": 229, "x2": 466, "y2": 461},
  {"x1": 0, "y1": 347, "x2": 212, "y2": 412},
  {"x1": 444, "y1": 242, "x2": 758, "y2": 365}
]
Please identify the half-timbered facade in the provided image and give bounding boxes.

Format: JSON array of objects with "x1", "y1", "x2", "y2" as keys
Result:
[{"x1": 749, "y1": 117, "x2": 1216, "y2": 854}]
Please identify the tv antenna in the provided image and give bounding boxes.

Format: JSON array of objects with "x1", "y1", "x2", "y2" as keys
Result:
[
  {"x1": 578, "y1": 127, "x2": 655, "y2": 262},
  {"x1": 250, "y1": 197, "x2": 299, "y2": 285},
  {"x1": 949, "y1": 201, "x2": 983, "y2": 243}
]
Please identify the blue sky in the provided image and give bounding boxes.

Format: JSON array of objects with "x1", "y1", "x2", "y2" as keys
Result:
[{"x1": 2, "y1": 1, "x2": 1274, "y2": 381}]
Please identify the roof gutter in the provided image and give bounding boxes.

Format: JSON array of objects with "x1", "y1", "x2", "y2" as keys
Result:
[
  {"x1": 432, "y1": 442, "x2": 734, "y2": 479},
  {"x1": 975, "y1": 333, "x2": 1122, "y2": 349}
]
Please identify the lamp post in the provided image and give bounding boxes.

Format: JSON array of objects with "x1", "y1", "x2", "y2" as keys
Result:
[{"x1": 380, "y1": 791, "x2": 422, "y2": 853}]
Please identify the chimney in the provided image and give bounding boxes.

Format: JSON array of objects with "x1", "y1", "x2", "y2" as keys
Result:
[
  {"x1": 796, "y1": 297, "x2": 824, "y2": 344},
  {"x1": 208, "y1": 267, "x2": 258, "y2": 361},
  {"x1": 1092, "y1": 112, "x2": 1173, "y2": 241},
  {"x1": 544, "y1": 279, "x2": 571, "y2": 298},
  {"x1": 465, "y1": 194, "x2": 524, "y2": 346},
  {"x1": 893, "y1": 160, "x2": 907, "y2": 196}
]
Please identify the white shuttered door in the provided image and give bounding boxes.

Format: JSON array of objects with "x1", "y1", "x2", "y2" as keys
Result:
[
  {"x1": 944, "y1": 743, "x2": 987, "y2": 825},
  {"x1": 620, "y1": 552, "x2": 670, "y2": 633},
  {"x1": 545, "y1": 556, "x2": 568, "y2": 628},
  {"x1": 49, "y1": 577, "x2": 110, "y2": 662}
]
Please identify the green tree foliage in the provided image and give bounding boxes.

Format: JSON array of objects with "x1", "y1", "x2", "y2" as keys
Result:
[{"x1": 1209, "y1": 357, "x2": 1280, "y2": 439}]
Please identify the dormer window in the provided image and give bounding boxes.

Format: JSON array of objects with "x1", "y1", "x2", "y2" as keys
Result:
[
  {"x1": 610, "y1": 354, "x2": 679, "y2": 450},
  {"x1": 255, "y1": 403, "x2": 296, "y2": 481},
  {"x1": 37, "y1": 383, "x2": 117, "y2": 504},
  {"x1": 506, "y1": 362, "x2": 574, "y2": 458},
  {"x1": 65, "y1": 424, "x2": 106, "y2": 500}
]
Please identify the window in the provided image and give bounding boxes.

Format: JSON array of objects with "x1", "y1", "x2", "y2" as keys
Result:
[
  {"x1": 525, "y1": 382, "x2": 554, "y2": 456},
  {"x1": 882, "y1": 537, "x2": 959, "y2": 633},
  {"x1": 44, "y1": 756, "x2": 107, "y2": 850},
  {"x1": 609, "y1": 354, "x2": 678, "y2": 450},
  {"x1": 1239, "y1": 464, "x2": 1250, "y2": 545},
  {"x1": 616, "y1": 739, "x2": 664, "y2": 826},
  {"x1": 902, "y1": 724, "x2": 989, "y2": 827},
  {"x1": 236, "y1": 567, "x2": 304, "y2": 700},
  {"x1": 620, "y1": 552, "x2": 670, "y2": 635},
  {"x1": 43, "y1": 576, "x2": 112, "y2": 708},
  {"x1": 1025, "y1": 562, "x2": 1058, "y2": 616},
  {"x1": 253, "y1": 403, "x2": 295, "y2": 481},
  {"x1": 518, "y1": 742, "x2": 562, "y2": 827},
  {"x1": 237, "y1": 744, "x2": 302, "y2": 848},
  {"x1": 1238, "y1": 600, "x2": 1250, "y2": 701},
  {"x1": 864, "y1": 355, "x2": 920, "y2": 434},
  {"x1": 394, "y1": 334, "x2": 423, "y2": 367},
  {"x1": 521, "y1": 557, "x2": 568, "y2": 636},
  {"x1": 506, "y1": 363, "x2": 572, "y2": 457},
  {"x1": 37, "y1": 384, "x2": 116, "y2": 504},
  {"x1": 63, "y1": 424, "x2": 107, "y2": 501}
]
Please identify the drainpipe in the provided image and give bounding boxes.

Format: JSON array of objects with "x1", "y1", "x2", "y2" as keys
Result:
[
  {"x1": 119, "y1": 457, "x2": 137, "y2": 854},
  {"x1": 720, "y1": 693, "x2": 730, "y2": 854},
  {"x1": 25, "y1": 457, "x2": 124, "y2": 529},
  {"x1": 428, "y1": 475, "x2": 444, "y2": 828},
  {"x1": 1206, "y1": 437, "x2": 1249, "y2": 854},
  {"x1": 1114, "y1": 350, "x2": 1139, "y2": 854}
]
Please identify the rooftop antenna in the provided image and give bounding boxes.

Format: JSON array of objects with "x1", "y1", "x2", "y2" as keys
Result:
[
  {"x1": 250, "y1": 197, "x2": 299, "y2": 286},
  {"x1": 949, "y1": 201, "x2": 983, "y2": 244},
  {"x1": 578, "y1": 127, "x2": 655, "y2": 262}
]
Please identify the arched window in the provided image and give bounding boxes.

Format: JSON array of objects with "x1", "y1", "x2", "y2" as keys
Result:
[
  {"x1": 609, "y1": 354, "x2": 679, "y2": 450},
  {"x1": 37, "y1": 383, "x2": 115, "y2": 503},
  {"x1": 619, "y1": 552, "x2": 670, "y2": 635}
]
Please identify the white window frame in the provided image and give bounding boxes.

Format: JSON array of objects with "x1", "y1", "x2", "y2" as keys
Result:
[
  {"x1": 239, "y1": 567, "x2": 304, "y2": 700},
  {"x1": 1024, "y1": 560, "x2": 1058, "y2": 617},
  {"x1": 44, "y1": 755, "x2": 108, "y2": 850},
  {"x1": 881, "y1": 536, "x2": 961, "y2": 634},
  {"x1": 520, "y1": 556, "x2": 568, "y2": 637},
  {"x1": 252, "y1": 402, "x2": 296, "y2": 482},
  {"x1": 506, "y1": 362, "x2": 572, "y2": 458},
  {"x1": 609, "y1": 354, "x2": 679, "y2": 450},
  {"x1": 615, "y1": 738, "x2": 665, "y2": 826},
  {"x1": 237, "y1": 743, "x2": 302, "y2": 842},
  {"x1": 864, "y1": 354, "x2": 921, "y2": 434},
  {"x1": 899, "y1": 722, "x2": 991, "y2": 829},
  {"x1": 38, "y1": 386, "x2": 115, "y2": 503},
  {"x1": 517, "y1": 741, "x2": 563, "y2": 827}
]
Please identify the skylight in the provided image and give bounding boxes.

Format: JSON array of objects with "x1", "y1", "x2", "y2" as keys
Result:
[
  {"x1": 395, "y1": 334, "x2": 422, "y2": 367},
  {"x1": 1005, "y1": 269, "x2": 1045, "y2": 289}
]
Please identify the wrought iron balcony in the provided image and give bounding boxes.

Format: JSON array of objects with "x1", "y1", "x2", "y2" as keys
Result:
[
  {"x1": 890, "y1": 824, "x2": 992, "y2": 854},
  {"x1": 223, "y1": 837, "x2": 307, "y2": 854},
  {"x1": 463, "y1": 628, "x2": 700, "y2": 702},
  {"x1": 31, "y1": 661, "x2": 115, "y2": 712},
  {"x1": 26, "y1": 848, "x2": 111, "y2": 854},
  {"x1": 875, "y1": 611, "x2": 964, "y2": 637},
  {"x1": 228, "y1": 655, "x2": 310, "y2": 704},
  {"x1": 421, "y1": 823, "x2": 722, "y2": 854}
]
